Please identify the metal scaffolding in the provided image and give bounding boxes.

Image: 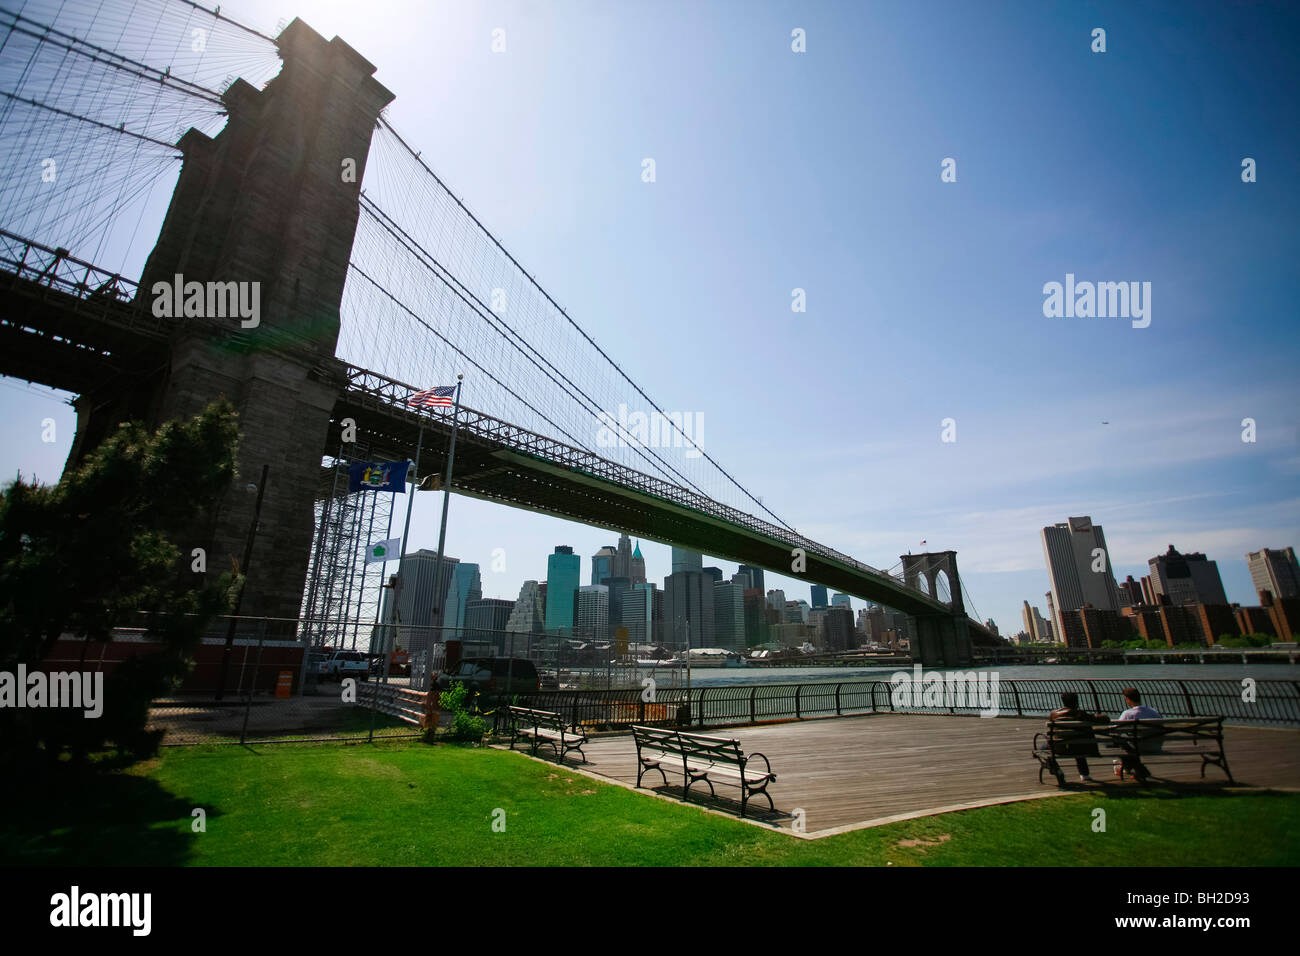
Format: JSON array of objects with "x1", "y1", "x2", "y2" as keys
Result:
[{"x1": 300, "y1": 445, "x2": 396, "y2": 656}]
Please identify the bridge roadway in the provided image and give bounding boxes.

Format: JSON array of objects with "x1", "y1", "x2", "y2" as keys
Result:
[
  {"x1": 332, "y1": 363, "x2": 980, "y2": 624},
  {"x1": 0, "y1": 229, "x2": 991, "y2": 636}
]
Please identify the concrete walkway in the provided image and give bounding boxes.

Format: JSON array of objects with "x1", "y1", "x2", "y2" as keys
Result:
[{"x1": 569, "y1": 714, "x2": 1300, "y2": 837}]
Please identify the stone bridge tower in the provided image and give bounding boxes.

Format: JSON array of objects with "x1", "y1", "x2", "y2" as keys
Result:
[
  {"x1": 901, "y1": 551, "x2": 973, "y2": 667},
  {"x1": 67, "y1": 19, "x2": 394, "y2": 621}
]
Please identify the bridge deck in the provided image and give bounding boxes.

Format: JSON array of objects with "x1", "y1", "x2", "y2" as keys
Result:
[{"x1": 557, "y1": 714, "x2": 1300, "y2": 836}]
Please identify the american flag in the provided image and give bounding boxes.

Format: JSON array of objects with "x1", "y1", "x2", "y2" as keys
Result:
[{"x1": 407, "y1": 386, "x2": 456, "y2": 408}]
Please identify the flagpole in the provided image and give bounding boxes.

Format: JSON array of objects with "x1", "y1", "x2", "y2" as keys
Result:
[
  {"x1": 392, "y1": 423, "x2": 424, "y2": 687},
  {"x1": 368, "y1": 498, "x2": 396, "y2": 743},
  {"x1": 426, "y1": 374, "x2": 464, "y2": 692}
]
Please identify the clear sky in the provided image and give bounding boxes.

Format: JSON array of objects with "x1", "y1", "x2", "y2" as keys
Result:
[{"x1": 2, "y1": 0, "x2": 1297, "y2": 634}]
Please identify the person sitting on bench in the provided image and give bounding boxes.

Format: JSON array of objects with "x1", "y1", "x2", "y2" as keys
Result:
[
  {"x1": 1043, "y1": 692, "x2": 1109, "y2": 782},
  {"x1": 1116, "y1": 687, "x2": 1163, "y2": 780}
]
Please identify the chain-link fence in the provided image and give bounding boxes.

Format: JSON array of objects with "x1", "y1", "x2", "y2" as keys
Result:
[
  {"x1": 38, "y1": 613, "x2": 796, "y2": 745},
  {"x1": 127, "y1": 615, "x2": 686, "y2": 744}
]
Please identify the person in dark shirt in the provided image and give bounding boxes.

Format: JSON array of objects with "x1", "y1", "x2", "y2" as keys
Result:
[{"x1": 1044, "y1": 691, "x2": 1109, "y2": 783}]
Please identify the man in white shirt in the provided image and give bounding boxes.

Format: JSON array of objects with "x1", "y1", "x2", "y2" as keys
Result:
[{"x1": 1116, "y1": 687, "x2": 1162, "y2": 781}]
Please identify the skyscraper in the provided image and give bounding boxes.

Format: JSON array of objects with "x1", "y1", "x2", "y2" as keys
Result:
[
  {"x1": 1041, "y1": 516, "x2": 1121, "y2": 637},
  {"x1": 832, "y1": 593, "x2": 852, "y2": 611},
  {"x1": 505, "y1": 580, "x2": 545, "y2": 635},
  {"x1": 810, "y1": 585, "x2": 828, "y2": 608},
  {"x1": 737, "y1": 565, "x2": 765, "y2": 595},
  {"x1": 602, "y1": 575, "x2": 631, "y2": 640},
  {"x1": 623, "y1": 582, "x2": 656, "y2": 645},
  {"x1": 1147, "y1": 545, "x2": 1228, "y2": 606},
  {"x1": 591, "y1": 546, "x2": 615, "y2": 587},
  {"x1": 1021, "y1": 600, "x2": 1053, "y2": 643},
  {"x1": 574, "y1": 585, "x2": 609, "y2": 640},
  {"x1": 823, "y1": 605, "x2": 855, "y2": 651},
  {"x1": 443, "y1": 562, "x2": 482, "y2": 639},
  {"x1": 664, "y1": 568, "x2": 715, "y2": 648},
  {"x1": 545, "y1": 546, "x2": 580, "y2": 634},
  {"x1": 381, "y1": 549, "x2": 459, "y2": 657},
  {"x1": 463, "y1": 598, "x2": 514, "y2": 652},
  {"x1": 742, "y1": 587, "x2": 767, "y2": 647},
  {"x1": 613, "y1": 533, "x2": 634, "y2": 580},
  {"x1": 630, "y1": 540, "x2": 646, "y2": 586},
  {"x1": 671, "y1": 547, "x2": 703, "y2": 574},
  {"x1": 712, "y1": 579, "x2": 745, "y2": 652},
  {"x1": 1247, "y1": 547, "x2": 1300, "y2": 601}
]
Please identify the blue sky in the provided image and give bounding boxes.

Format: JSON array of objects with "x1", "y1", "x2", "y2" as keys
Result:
[{"x1": 3, "y1": 0, "x2": 1298, "y2": 634}]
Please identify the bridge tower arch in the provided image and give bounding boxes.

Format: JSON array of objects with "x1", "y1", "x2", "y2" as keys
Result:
[{"x1": 900, "y1": 551, "x2": 973, "y2": 667}]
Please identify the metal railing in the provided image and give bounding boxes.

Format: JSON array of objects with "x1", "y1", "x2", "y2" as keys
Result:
[
  {"x1": 512, "y1": 677, "x2": 1300, "y2": 729},
  {"x1": 357, "y1": 683, "x2": 426, "y2": 727}
]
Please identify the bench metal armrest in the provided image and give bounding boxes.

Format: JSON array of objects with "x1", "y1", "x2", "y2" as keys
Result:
[{"x1": 746, "y1": 751, "x2": 774, "y2": 779}]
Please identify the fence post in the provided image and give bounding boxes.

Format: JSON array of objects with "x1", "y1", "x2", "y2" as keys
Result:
[
  {"x1": 236, "y1": 644, "x2": 249, "y2": 698},
  {"x1": 1087, "y1": 680, "x2": 1101, "y2": 714},
  {"x1": 795, "y1": 685, "x2": 802, "y2": 720},
  {"x1": 1177, "y1": 680, "x2": 1195, "y2": 718},
  {"x1": 749, "y1": 685, "x2": 756, "y2": 724},
  {"x1": 1010, "y1": 681, "x2": 1022, "y2": 717},
  {"x1": 835, "y1": 683, "x2": 842, "y2": 716},
  {"x1": 698, "y1": 687, "x2": 707, "y2": 728},
  {"x1": 239, "y1": 618, "x2": 267, "y2": 746}
]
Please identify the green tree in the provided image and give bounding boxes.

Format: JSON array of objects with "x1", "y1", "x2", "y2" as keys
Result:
[{"x1": 0, "y1": 401, "x2": 241, "y2": 770}]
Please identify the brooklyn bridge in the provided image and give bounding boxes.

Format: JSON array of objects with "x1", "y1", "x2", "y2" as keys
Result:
[{"x1": 0, "y1": 0, "x2": 995, "y2": 667}]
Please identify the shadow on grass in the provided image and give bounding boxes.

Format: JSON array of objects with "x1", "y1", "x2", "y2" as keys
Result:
[
  {"x1": 0, "y1": 760, "x2": 212, "y2": 866},
  {"x1": 1092, "y1": 782, "x2": 1293, "y2": 803}
]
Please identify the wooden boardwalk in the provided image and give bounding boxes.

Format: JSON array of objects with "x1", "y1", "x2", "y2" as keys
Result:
[{"x1": 563, "y1": 714, "x2": 1300, "y2": 836}]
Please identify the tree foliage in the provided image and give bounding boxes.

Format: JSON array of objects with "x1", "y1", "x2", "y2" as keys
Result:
[{"x1": 0, "y1": 400, "x2": 241, "y2": 769}]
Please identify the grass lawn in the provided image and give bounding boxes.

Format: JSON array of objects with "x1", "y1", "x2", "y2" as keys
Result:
[{"x1": 4, "y1": 740, "x2": 1298, "y2": 866}]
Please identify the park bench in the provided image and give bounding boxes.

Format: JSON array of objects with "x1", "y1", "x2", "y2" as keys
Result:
[
  {"x1": 1033, "y1": 717, "x2": 1233, "y2": 786},
  {"x1": 508, "y1": 706, "x2": 588, "y2": 764},
  {"x1": 632, "y1": 725, "x2": 776, "y2": 817}
]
